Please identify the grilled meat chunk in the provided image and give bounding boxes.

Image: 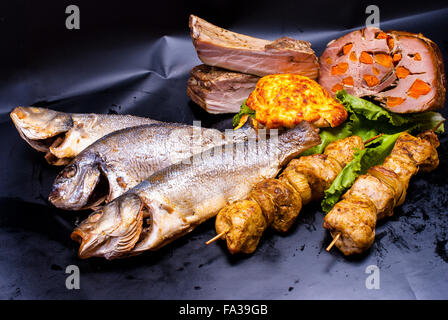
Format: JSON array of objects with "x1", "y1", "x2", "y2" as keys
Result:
[
  {"x1": 280, "y1": 167, "x2": 312, "y2": 205},
  {"x1": 323, "y1": 196, "x2": 377, "y2": 256},
  {"x1": 324, "y1": 135, "x2": 365, "y2": 167},
  {"x1": 288, "y1": 154, "x2": 342, "y2": 201},
  {"x1": 250, "y1": 178, "x2": 302, "y2": 233},
  {"x1": 368, "y1": 165, "x2": 406, "y2": 206},
  {"x1": 216, "y1": 200, "x2": 267, "y2": 254},
  {"x1": 343, "y1": 174, "x2": 396, "y2": 219}
]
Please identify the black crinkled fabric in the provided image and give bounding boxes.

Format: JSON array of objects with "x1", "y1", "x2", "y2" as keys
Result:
[{"x1": 0, "y1": 0, "x2": 447, "y2": 299}]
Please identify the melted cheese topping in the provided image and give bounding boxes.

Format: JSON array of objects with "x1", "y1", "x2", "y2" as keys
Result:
[{"x1": 246, "y1": 74, "x2": 348, "y2": 129}]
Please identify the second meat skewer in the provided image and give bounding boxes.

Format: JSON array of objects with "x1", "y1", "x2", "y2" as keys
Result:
[{"x1": 323, "y1": 130, "x2": 440, "y2": 255}]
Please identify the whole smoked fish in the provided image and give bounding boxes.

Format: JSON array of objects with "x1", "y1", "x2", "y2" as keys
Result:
[
  {"x1": 10, "y1": 107, "x2": 161, "y2": 165},
  {"x1": 71, "y1": 122, "x2": 320, "y2": 259}
]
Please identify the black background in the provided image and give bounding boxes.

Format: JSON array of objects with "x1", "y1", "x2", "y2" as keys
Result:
[{"x1": 0, "y1": 0, "x2": 447, "y2": 299}]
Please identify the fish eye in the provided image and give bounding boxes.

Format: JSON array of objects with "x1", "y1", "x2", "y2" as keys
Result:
[{"x1": 62, "y1": 164, "x2": 77, "y2": 179}]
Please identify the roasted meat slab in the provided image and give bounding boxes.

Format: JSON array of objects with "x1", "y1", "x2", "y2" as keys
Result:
[
  {"x1": 189, "y1": 15, "x2": 319, "y2": 79},
  {"x1": 187, "y1": 64, "x2": 259, "y2": 114}
]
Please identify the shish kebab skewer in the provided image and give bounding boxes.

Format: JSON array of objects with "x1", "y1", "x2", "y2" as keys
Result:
[
  {"x1": 206, "y1": 135, "x2": 365, "y2": 254},
  {"x1": 323, "y1": 130, "x2": 440, "y2": 255}
]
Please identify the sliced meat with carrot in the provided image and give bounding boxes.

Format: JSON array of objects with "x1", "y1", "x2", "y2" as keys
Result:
[
  {"x1": 376, "y1": 32, "x2": 389, "y2": 39},
  {"x1": 318, "y1": 28, "x2": 445, "y2": 113}
]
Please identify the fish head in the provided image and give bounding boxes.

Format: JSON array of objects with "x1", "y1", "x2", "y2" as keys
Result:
[
  {"x1": 48, "y1": 126, "x2": 87, "y2": 160},
  {"x1": 10, "y1": 106, "x2": 73, "y2": 142},
  {"x1": 49, "y1": 156, "x2": 106, "y2": 210},
  {"x1": 71, "y1": 193, "x2": 144, "y2": 259}
]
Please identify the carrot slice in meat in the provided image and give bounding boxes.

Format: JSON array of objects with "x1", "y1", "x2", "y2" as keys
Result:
[
  {"x1": 387, "y1": 38, "x2": 395, "y2": 50},
  {"x1": 349, "y1": 51, "x2": 357, "y2": 62},
  {"x1": 374, "y1": 53, "x2": 393, "y2": 68},
  {"x1": 396, "y1": 66, "x2": 410, "y2": 79},
  {"x1": 386, "y1": 97, "x2": 406, "y2": 107},
  {"x1": 325, "y1": 57, "x2": 332, "y2": 64},
  {"x1": 331, "y1": 83, "x2": 344, "y2": 93},
  {"x1": 376, "y1": 32, "x2": 389, "y2": 39},
  {"x1": 342, "y1": 43, "x2": 353, "y2": 55},
  {"x1": 363, "y1": 74, "x2": 379, "y2": 87},
  {"x1": 408, "y1": 79, "x2": 431, "y2": 98},
  {"x1": 376, "y1": 32, "x2": 394, "y2": 50},
  {"x1": 331, "y1": 63, "x2": 349, "y2": 75},
  {"x1": 414, "y1": 53, "x2": 422, "y2": 61},
  {"x1": 360, "y1": 51, "x2": 373, "y2": 64},
  {"x1": 393, "y1": 53, "x2": 402, "y2": 63},
  {"x1": 372, "y1": 67, "x2": 380, "y2": 75},
  {"x1": 342, "y1": 76, "x2": 354, "y2": 86}
]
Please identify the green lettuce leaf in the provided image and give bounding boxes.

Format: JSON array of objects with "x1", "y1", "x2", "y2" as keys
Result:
[
  {"x1": 301, "y1": 121, "x2": 353, "y2": 156},
  {"x1": 336, "y1": 90, "x2": 445, "y2": 135},
  {"x1": 232, "y1": 101, "x2": 255, "y2": 127}
]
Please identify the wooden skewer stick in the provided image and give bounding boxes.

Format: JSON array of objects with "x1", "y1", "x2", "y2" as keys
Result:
[
  {"x1": 363, "y1": 133, "x2": 384, "y2": 145},
  {"x1": 205, "y1": 230, "x2": 228, "y2": 245},
  {"x1": 326, "y1": 232, "x2": 341, "y2": 252}
]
